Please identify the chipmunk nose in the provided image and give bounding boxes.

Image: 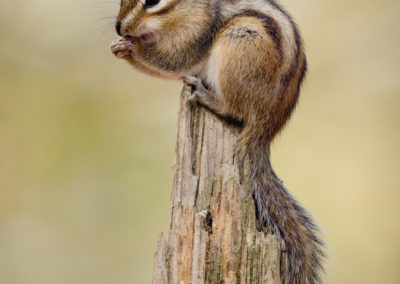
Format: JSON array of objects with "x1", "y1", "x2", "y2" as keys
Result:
[{"x1": 115, "y1": 21, "x2": 122, "y2": 36}]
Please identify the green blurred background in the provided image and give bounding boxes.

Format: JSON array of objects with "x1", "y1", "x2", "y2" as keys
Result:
[{"x1": 0, "y1": 0, "x2": 399, "y2": 283}]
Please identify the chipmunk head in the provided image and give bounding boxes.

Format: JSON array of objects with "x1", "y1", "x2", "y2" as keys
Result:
[{"x1": 116, "y1": 0, "x2": 214, "y2": 45}]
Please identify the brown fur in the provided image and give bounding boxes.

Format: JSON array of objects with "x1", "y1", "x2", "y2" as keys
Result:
[{"x1": 111, "y1": 0, "x2": 325, "y2": 283}]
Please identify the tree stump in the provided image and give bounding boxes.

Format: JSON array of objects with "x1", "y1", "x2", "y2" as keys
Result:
[{"x1": 152, "y1": 86, "x2": 283, "y2": 283}]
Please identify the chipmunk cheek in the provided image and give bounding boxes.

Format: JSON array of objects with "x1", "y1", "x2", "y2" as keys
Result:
[
  {"x1": 140, "y1": 33, "x2": 153, "y2": 41},
  {"x1": 145, "y1": 18, "x2": 163, "y2": 31}
]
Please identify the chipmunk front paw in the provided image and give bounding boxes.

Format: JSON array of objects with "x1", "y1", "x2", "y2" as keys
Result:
[
  {"x1": 110, "y1": 38, "x2": 135, "y2": 59},
  {"x1": 182, "y1": 75, "x2": 206, "y2": 92},
  {"x1": 181, "y1": 75, "x2": 207, "y2": 106},
  {"x1": 185, "y1": 91, "x2": 206, "y2": 106}
]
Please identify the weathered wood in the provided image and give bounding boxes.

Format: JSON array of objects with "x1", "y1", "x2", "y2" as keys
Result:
[{"x1": 152, "y1": 86, "x2": 282, "y2": 284}]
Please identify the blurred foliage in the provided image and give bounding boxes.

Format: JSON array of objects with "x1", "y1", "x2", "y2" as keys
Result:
[{"x1": 0, "y1": 0, "x2": 399, "y2": 283}]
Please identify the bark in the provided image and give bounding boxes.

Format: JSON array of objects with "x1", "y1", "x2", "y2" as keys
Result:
[{"x1": 152, "y1": 86, "x2": 283, "y2": 284}]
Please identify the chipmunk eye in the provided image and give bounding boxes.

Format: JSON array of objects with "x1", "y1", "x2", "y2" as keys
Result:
[{"x1": 144, "y1": 0, "x2": 160, "y2": 8}]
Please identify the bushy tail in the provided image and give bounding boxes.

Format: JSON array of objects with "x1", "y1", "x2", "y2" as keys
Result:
[{"x1": 238, "y1": 125, "x2": 325, "y2": 284}]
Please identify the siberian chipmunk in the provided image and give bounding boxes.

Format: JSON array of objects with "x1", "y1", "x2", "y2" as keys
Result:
[{"x1": 111, "y1": 0, "x2": 325, "y2": 283}]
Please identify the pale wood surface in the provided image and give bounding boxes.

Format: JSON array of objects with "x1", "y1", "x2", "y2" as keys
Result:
[{"x1": 152, "y1": 86, "x2": 282, "y2": 283}]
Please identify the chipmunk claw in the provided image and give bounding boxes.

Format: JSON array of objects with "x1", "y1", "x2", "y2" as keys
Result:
[
  {"x1": 186, "y1": 91, "x2": 205, "y2": 106},
  {"x1": 182, "y1": 75, "x2": 206, "y2": 106},
  {"x1": 182, "y1": 75, "x2": 207, "y2": 106},
  {"x1": 181, "y1": 75, "x2": 206, "y2": 92}
]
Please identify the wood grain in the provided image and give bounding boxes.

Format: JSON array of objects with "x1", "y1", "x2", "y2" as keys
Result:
[{"x1": 152, "y1": 86, "x2": 283, "y2": 283}]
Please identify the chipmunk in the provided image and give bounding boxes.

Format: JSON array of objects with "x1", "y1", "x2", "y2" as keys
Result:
[{"x1": 111, "y1": 0, "x2": 325, "y2": 283}]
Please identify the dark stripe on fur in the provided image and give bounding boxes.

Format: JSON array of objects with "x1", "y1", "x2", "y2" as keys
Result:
[{"x1": 237, "y1": 9, "x2": 283, "y2": 58}]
